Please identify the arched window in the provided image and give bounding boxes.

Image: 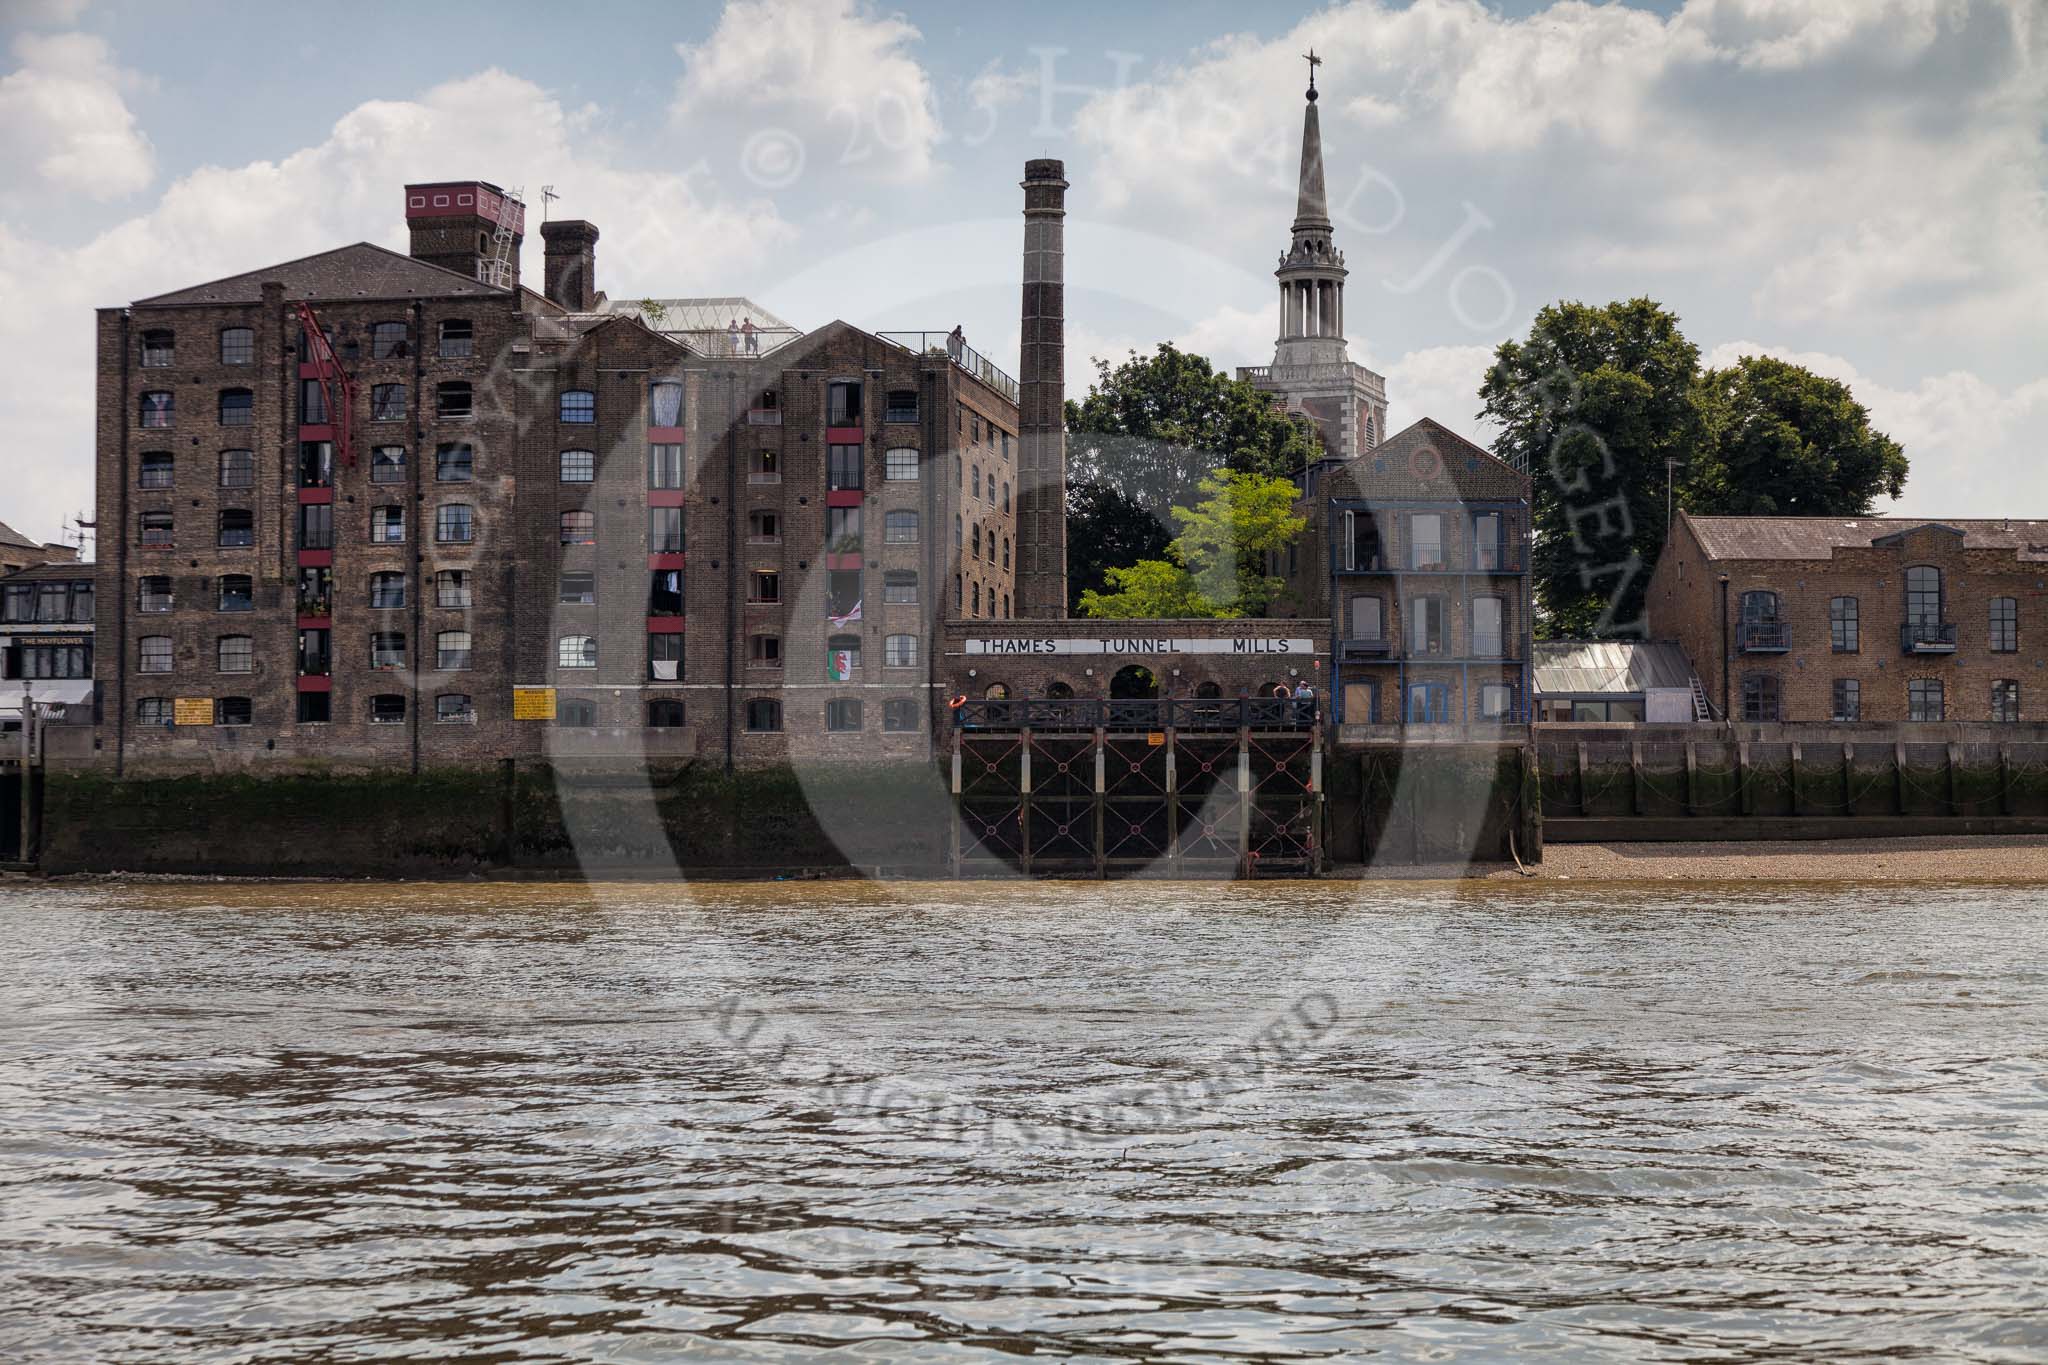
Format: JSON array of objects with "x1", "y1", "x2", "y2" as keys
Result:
[
  {"x1": 560, "y1": 449, "x2": 595, "y2": 482},
  {"x1": 370, "y1": 321, "x2": 409, "y2": 359},
  {"x1": 825, "y1": 698, "x2": 863, "y2": 732},
  {"x1": 884, "y1": 634, "x2": 918, "y2": 667},
  {"x1": 559, "y1": 389, "x2": 596, "y2": 423},
  {"x1": 219, "y1": 328, "x2": 253, "y2": 365},
  {"x1": 885, "y1": 448, "x2": 919, "y2": 481},
  {"x1": 437, "y1": 381, "x2": 472, "y2": 418},
  {"x1": 369, "y1": 694, "x2": 407, "y2": 725},
  {"x1": 217, "y1": 575, "x2": 253, "y2": 612},
  {"x1": 436, "y1": 694, "x2": 475, "y2": 723},
  {"x1": 219, "y1": 389, "x2": 254, "y2": 425},
  {"x1": 1990, "y1": 596, "x2": 2018, "y2": 652},
  {"x1": 139, "y1": 391, "x2": 173, "y2": 427},
  {"x1": 883, "y1": 571, "x2": 918, "y2": 604},
  {"x1": 1043, "y1": 681, "x2": 1074, "y2": 700},
  {"x1": 745, "y1": 698, "x2": 782, "y2": 731},
  {"x1": 139, "y1": 452, "x2": 173, "y2": 488},
  {"x1": 435, "y1": 504, "x2": 475, "y2": 543},
  {"x1": 372, "y1": 506, "x2": 405, "y2": 543},
  {"x1": 369, "y1": 572, "x2": 406, "y2": 609},
  {"x1": 217, "y1": 509, "x2": 254, "y2": 547},
  {"x1": 971, "y1": 524, "x2": 981, "y2": 557},
  {"x1": 216, "y1": 697, "x2": 253, "y2": 727},
  {"x1": 437, "y1": 631, "x2": 472, "y2": 670},
  {"x1": 558, "y1": 698, "x2": 598, "y2": 727},
  {"x1": 557, "y1": 634, "x2": 597, "y2": 668},
  {"x1": 827, "y1": 633, "x2": 861, "y2": 675},
  {"x1": 138, "y1": 636, "x2": 172, "y2": 673},
  {"x1": 647, "y1": 699, "x2": 687, "y2": 728},
  {"x1": 983, "y1": 682, "x2": 1009, "y2": 700},
  {"x1": 1195, "y1": 680, "x2": 1222, "y2": 699},
  {"x1": 217, "y1": 635, "x2": 254, "y2": 673},
  {"x1": 559, "y1": 511, "x2": 595, "y2": 545}
]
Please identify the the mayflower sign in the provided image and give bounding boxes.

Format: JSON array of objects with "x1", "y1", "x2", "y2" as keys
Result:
[{"x1": 958, "y1": 636, "x2": 1319, "y2": 656}]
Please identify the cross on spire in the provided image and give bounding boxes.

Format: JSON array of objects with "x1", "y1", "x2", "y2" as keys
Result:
[{"x1": 1303, "y1": 47, "x2": 1321, "y2": 100}]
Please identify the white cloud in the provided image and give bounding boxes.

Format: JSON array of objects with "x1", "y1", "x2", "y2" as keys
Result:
[
  {"x1": 1385, "y1": 343, "x2": 1498, "y2": 445},
  {"x1": 0, "y1": 31, "x2": 152, "y2": 199},
  {"x1": 0, "y1": 68, "x2": 796, "y2": 543},
  {"x1": 1705, "y1": 340, "x2": 2048, "y2": 520},
  {"x1": 671, "y1": 0, "x2": 941, "y2": 184}
]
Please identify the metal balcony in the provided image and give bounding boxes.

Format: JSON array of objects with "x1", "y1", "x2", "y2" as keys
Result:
[
  {"x1": 1338, "y1": 636, "x2": 1394, "y2": 661},
  {"x1": 1737, "y1": 621, "x2": 1790, "y2": 652},
  {"x1": 1901, "y1": 620, "x2": 1958, "y2": 654}
]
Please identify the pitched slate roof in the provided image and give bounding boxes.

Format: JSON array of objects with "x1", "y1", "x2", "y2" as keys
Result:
[
  {"x1": 131, "y1": 243, "x2": 502, "y2": 308},
  {"x1": 1684, "y1": 515, "x2": 2048, "y2": 562},
  {"x1": 0, "y1": 560, "x2": 90, "y2": 583},
  {"x1": 0, "y1": 520, "x2": 39, "y2": 550}
]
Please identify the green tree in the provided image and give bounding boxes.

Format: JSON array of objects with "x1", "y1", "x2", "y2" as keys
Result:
[
  {"x1": 1065, "y1": 343, "x2": 1321, "y2": 610},
  {"x1": 1078, "y1": 470, "x2": 1307, "y2": 619},
  {"x1": 1481, "y1": 299, "x2": 1704, "y2": 638},
  {"x1": 1687, "y1": 355, "x2": 1907, "y2": 516}
]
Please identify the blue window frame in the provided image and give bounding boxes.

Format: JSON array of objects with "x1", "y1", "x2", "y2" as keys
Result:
[{"x1": 1405, "y1": 682, "x2": 1450, "y2": 724}]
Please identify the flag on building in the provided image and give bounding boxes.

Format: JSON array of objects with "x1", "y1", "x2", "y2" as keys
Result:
[
  {"x1": 827, "y1": 649, "x2": 854, "y2": 681},
  {"x1": 828, "y1": 599, "x2": 862, "y2": 628}
]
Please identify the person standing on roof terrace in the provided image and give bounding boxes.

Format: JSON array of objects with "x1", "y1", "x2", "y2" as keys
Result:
[
  {"x1": 947, "y1": 325, "x2": 964, "y2": 362},
  {"x1": 742, "y1": 316, "x2": 758, "y2": 355},
  {"x1": 727, "y1": 318, "x2": 740, "y2": 355}
]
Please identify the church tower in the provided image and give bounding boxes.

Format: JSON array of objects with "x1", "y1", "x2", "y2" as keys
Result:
[{"x1": 1238, "y1": 56, "x2": 1389, "y2": 462}]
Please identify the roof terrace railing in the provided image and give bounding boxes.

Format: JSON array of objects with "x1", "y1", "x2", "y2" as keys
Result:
[
  {"x1": 877, "y1": 332, "x2": 1020, "y2": 404},
  {"x1": 670, "y1": 327, "x2": 804, "y2": 359}
]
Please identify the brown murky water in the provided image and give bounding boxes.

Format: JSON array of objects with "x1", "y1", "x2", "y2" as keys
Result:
[{"x1": 0, "y1": 878, "x2": 2044, "y2": 1362}]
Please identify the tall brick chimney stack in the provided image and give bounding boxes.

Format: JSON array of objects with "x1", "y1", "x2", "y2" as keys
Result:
[
  {"x1": 1016, "y1": 159, "x2": 1069, "y2": 619},
  {"x1": 540, "y1": 219, "x2": 600, "y2": 312}
]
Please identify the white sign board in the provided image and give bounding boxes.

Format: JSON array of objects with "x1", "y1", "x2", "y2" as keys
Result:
[{"x1": 960, "y1": 637, "x2": 1319, "y2": 656}]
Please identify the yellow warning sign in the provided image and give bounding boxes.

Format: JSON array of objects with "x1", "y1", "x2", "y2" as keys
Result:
[
  {"x1": 1147, "y1": 732, "x2": 1166, "y2": 747},
  {"x1": 174, "y1": 697, "x2": 214, "y2": 726},
  {"x1": 512, "y1": 687, "x2": 557, "y2": 721}
]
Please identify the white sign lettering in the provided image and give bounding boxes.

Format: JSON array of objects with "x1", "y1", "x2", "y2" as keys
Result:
[{"x1": 960, "y1": 637, "x2": 1319, "y2": 656}]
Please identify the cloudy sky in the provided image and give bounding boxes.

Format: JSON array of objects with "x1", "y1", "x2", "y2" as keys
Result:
[{"x1": 2, "y1": 0, "x2": 2042, "y2": 548}]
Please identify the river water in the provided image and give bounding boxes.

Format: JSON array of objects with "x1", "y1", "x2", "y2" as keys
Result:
[{"x1": 0, "y1": 878, "x2": 2044, "y2": 1362}]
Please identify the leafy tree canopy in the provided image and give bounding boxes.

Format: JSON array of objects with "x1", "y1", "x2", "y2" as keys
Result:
[
  {"x1": 1687, "y1": 355, "x2": 1907, "y2": 516},
  {"x1": 1078, "y1": 470, "x2": 1307, "y2": 619}
]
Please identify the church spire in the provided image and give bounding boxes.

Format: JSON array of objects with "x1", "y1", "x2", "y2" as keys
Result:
[{"x1": 1294, "y1": 49, "x2": 1330, "y2": 232}]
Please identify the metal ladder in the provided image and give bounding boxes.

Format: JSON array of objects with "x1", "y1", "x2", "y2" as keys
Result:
[
  {"x1": 1689, "y1": 675, "x2": 1715, "y2": 721},
  {"x1": 479, "y1": 186, "x2": 523, "y2": 290}
]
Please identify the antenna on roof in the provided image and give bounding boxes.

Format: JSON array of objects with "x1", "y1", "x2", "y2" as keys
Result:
[{"x1": 540, "y1": 185, "x2": 559, "y2": 223}]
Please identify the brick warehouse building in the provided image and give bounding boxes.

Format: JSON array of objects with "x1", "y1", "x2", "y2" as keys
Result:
[
  {"x1": 1648, "y1": 513, "x2": 2048, "y2": 724},
  {"x1": 95, "y1": 178, "x2": 1024, "y2": 773}
]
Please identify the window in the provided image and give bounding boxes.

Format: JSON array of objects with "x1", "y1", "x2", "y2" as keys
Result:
[
  {"x1": 1471, "y1": 512, "x2": 1503, "y2": 571},
  {"x1": 649, "y1": 570, "x2": 684, "y2": 615},
  {"x1": 371, "y1": 384, "x2": 406, "y2": 422},
  {"x1": 217, "y1": 635, "x2": 253, "y2": 673},
  {"x1": 883, "y1": 699, "x2": 919, "y2": 732},
  {"x1": 649, "y1": 633, "x2": 682, "y2": 681},
  {"x1": 369, "y1": 694, "x2": 407, "y2": 725},
  {"x1": 649, "y1": 381, "x2": 683, "y2": 427},
  {"x1": 297, "y1": 692, "x2": 331, "y2": 724},
  {"x1": 558, "y1": 634, "x2": 597, "y2": 668},
  {"x1": 438, "y1": 319, "x2": 472, "y2": 359},
  {"x1": 883, "y1": 570, "x2": 917, "y2": 605},
  {"x1": 1990, "y1": 597, "x2": 2018, "y2": 652},
  {"x1": 750, "y1": 449, "x2": 780, "y2": 483},
  {"x1": 370, "y1": 632, "x2": 406, "y2": 670},
  {"x1": 558, "y1": 572, "x2": 595, "y2": 605},
  {"x1": 138, "y1": 636, "x2": 173, "y2": 673},
  {"x1": 884, "y1": 509, "x2": 918, "y2": 544},
  {"x1": 370, "y1": 322, "x2": 409, "y2": 359},
  {"x1": 298, "y1": 568, "x2": 331, "y2": 617},
  {"x1": 560, "y1": 510, "x2": 595, "y2": 545},
  {"x1": 140, "y1": 329, "x2": 173, "y2": 367},
  {"x1": 826, "y1": 380, "x2": 862, "y2": 425},
  {"x1": 884, "y1": 634, "x2": 918, "y2": 667},
  {"x1": 827, "y1": 634, "x2": 861, "y2": 676},
  {"x1": 299, "y1": 378, "x2": 328, "y2": 425},
  {"x1": 558, "y1": 699, "x2": 598, "y2": 727},
  {"x1": 297, "y1": 503, "x2": 333, "y2": 551},
  {"x1": 560, "y1": 389, "x2": 596, "y2": 423},
  {"x1": 219, "y1": 449, "x2": 254, "y2": 487},
  {"x1": 437, "y1": 630, "x2": 472, "y2": 670},
  {"x1": 1993, "y1": 679, "x2": 2021, "y2": 722},
  {"x1": 750, "y1": 571, "x2": 780, "y2": 604},
  {"x1": 217, "y1": 509, "x2": 254, "y2": 547},
  {"x1": 825, "y1": 698, "x2": 863, "y2": 732},
  {"x1": 885, "y1": 391, "x2": 917, "y2": 423},
  {"x1": 559, "y1": 449, "x2": 595, "y2": 483},
  {"x1": 1408, "y1": 513, "x2": 1443, "y2": 569},
  {"x1": 436, "y1": 504, "x2": 475, "y2": 544},
  {"x1": 748, "y1": 510, "x2": 780, "y2": 543},
  {"x1": 1830, "y1": 597, "x2": 1859, "y2": 652},
  {"x1": 437, "y1": 693, "x2": 475, "y2": 723},
  {"x1": 137, "y1": 697, "x2": 172, "y2": 725},
  {"x1": 827, "y1": 570, "x2": 860, "y2": 618},
  {"x1": 827, "y1": 444, "x2": 863, "y2": 491},
  {"x1": 139, "y1": 452, "x2": 174, "y2": 488},
  {"x1": 218, "y1": 575, "x2": 253, "y2": 612},
  {"x1": 648, "y1": 507, "x2": 684, "y2": 553},
  {"x1": 971, "y1": 582, "x2": 981, "y2": 615},
  {"x1": 1407, "y1": 596, "x2": 1445, "y2": 654},
  {"x1": 140, "y1": 391, "x2": 173, "y2": 428},
  {"x1": 219, "y1": 328, "x2": 253, "y2": 365},
  {"x1": 436, "y1": 570, "x2": 472, "y2": 608},
  {"x1": 885, "y1": 447, "x2": 919, "y2": 481},
  {"x1": 12, "y1": 642, "x2": 89, "y2": 679},
  {"x1": 1347, "y1": 594, "x2": 1382, "y2": 640},
  {"x1": 372, "y1": 506, "x2": 405, "y2": 543},
  {"x1": 370, "y1": 572, "x2": 406, "y2": 609},
  {"x1": 971, "y1": 415, "x2": 984, "y2": 445},
  {"x1": 216, "y1": 697, "x2": 253, "y2": 727},
  {"x1": 1741, "y1": 673, "x2": 1780, "y2": 722},
  {"x1": 746, "y1": 698, "x2": 783, "y2": 732},
  {"x1": 1003, "y1": 538, "x2": 1011, "y2": 570},
  {"x1": 749, "y1": 634, "x2": 782, "y2": 666},
  {"x1": 437, "y1": 382, "x2": 472, "y2": 418},
  {"x1": 298, "y1": 627, "x2": 331, "y2": 676},
  {"x1": 1908, "y1": 678, "x2": 1944, "y2": 722},
  {"x1": 1479, "y1": 684, "x2": 1515, "y2": 720},
  {"x1": 954, "y1": 514, "x2": 962, "y2": 548},
  {"x1": 1001, "y1": 483, "x2": 1010, "y2": 513},
  {"x1": 140, "y1": 510, "x2": 174, "y2": 546},
  {"x1": 138, "y1": 576, "x2": 172, "y2": 613},
  {"x1": 219, "y1": 389, "x2": 253, "y2": 425},
  {"x1": 1906, "y1": 565, "x2": 1942, "y2": 627},
  {"x1": 651, "y1": 445, "x2": 685, "y2": 489},
  {"x1": 827, "y1": 505, "x2": 861, "y2": 553},
  {"x1": 971, "y1": 524, "x2": 981, "y2": 558},
  {"x1": 1832, "y1": 678, "x2": 1861, "y2": 722},
  {"x1": 436, "y1": 443, "x2": 473, "y2": 482},
  {"x1": 299, "y1": 441, "x2": 333, "y2": 488},
  {"x1": 647, "y1": 699, "x2": 686, "y2": 728},
  {"x1": 972, "y1": 466, "x2": 982, "y2": 499},
  {"x1": 368, "y1": 447, "x2": 406, "y2": 484},
  {"x1": 1471, "y1": 596, "x2": 1505, "y2": 658}
]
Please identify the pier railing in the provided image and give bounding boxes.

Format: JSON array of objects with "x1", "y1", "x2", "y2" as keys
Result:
[{"x1": 954, "y1": 696, "x2": 1318, "y2": 732}]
